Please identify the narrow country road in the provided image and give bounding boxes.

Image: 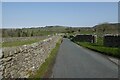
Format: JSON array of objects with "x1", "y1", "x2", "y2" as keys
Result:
[{"x1": 51, "y1": 38, "x2": 118, "y2": 78}]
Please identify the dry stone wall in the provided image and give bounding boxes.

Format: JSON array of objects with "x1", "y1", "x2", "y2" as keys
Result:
[
  {"x1": 72, "y1": 34, "x2": 96, "y2": 43},
  {"x1": 103, "y1": 35, "x2": 120, "y2": 47},
  {"x1": 0, "y1": 36, "x2": 61, "y2": 79}
]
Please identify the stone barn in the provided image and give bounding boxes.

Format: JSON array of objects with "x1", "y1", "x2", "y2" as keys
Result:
[
  {"x1": 104, "y1": 35, "x2": 120, "y2": 47},
  {"x1": 72, "y1": 34, "x2": 96, "y2": 43}
]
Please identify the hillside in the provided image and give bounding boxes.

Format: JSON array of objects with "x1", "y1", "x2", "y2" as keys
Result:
[
  {"x1": 93, "y1": 23, "x2": 119, "y2": 35},
  {"x1": 2, "y1": 26, "x2": 67, "y2": 37},
  {"x1": 1, "y1": 23, "x2": 119, "y2": 37},
  {"x1": 73, "y1": 23, "x2": 119, "y2": 35}
]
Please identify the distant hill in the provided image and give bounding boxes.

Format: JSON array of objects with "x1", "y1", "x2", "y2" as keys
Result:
[
  {"x1": 1, "y1": 23, "x2": 119, "y2": 37},
  {"x1": 44, "y1": 26, "x2": 66, "y2": 32},
  {"x1": 93, "y1": 23, "x2": 119, "y2": 35}
]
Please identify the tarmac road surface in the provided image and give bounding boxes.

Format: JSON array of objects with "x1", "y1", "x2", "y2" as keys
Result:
[{"x1": 51, "y1": 38, "x2": 118, "y2": 78}]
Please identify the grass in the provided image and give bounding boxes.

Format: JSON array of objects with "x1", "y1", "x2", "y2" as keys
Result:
[
  {"x1": 29, "y1": 38, "x2": 62, "y2": 79},
  {"x1": 2, "y1": 39, "x2": 42, "y2": 47},
  {"x1": 75, "y1": 41, "x2": 120, "y2": 58},
  {"x1": 96, "y1": 36, "x2": 103, "y2": 46},
  {"x1": 0, "y1": 43, "x2": 1, "y2": 47}
]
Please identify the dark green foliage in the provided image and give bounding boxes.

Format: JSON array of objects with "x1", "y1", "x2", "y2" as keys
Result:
[
  {"x1": 2, "y1": 26, "x2": 67, "y2": 37},
  {"x1": 78, "y1": 29, "x2": 81, "y2": 32},
  {"x1": 63, "y1": 35, "x2": 67, "y2": 38},
  {"x1": 2, "y1": 28, "x2": 55, "y2": 37}
]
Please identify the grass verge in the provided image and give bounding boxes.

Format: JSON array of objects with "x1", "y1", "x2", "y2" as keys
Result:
[
  {"x1": 74, "y1": 41, "x2": 120, "y2": 59},
  {"x1": 0, "y1": 43, "x2": 1, "y2": 48},
  {"x1": 29, "y1": 38, "x2": 62, "y2": 79}
]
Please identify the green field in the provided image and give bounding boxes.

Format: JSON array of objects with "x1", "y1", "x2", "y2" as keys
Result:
[
  {"x1": 2, "y1": 39, "x2": 42, "y2": 47},
  {"x1": 0, "y1": 43, "x2": 1, "y2": 48}
]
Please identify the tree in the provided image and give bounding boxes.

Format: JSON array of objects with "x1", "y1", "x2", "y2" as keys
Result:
[
  {"x1": 78, "y1": 29, "x2": 81, "y2": 32},
  {"x1": 17, "y1": 29, "x2": 21, "y2": 37},
  {"x1": 71, "y1": 30, "x2": 75, "y2": 33},
  {"x1": 31, "y1": 31, "x2": 34, "y2": 36}
]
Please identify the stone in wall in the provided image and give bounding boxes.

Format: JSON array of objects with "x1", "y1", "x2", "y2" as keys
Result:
[
  {"x1": 0, "y1": 36, "x2": 61, "y2": 78},
  {"x1": 72, "y1": 34, "x2": 96, "y2": 43},
  {"x1": 104, "y1": 35, "x2": 120, "y2": 47}
]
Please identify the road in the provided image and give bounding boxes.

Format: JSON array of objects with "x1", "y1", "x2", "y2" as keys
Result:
[{"x1": 51, "y1": 38, "x2": 118, "y2": 78}]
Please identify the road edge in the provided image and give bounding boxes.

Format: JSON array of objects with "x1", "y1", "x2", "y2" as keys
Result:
[{"x1": 72, "y1": 40, "x2": 119, "y2": 66}]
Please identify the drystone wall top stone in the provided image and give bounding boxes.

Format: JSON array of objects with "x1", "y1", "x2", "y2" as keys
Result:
[
  {"x1": 2, "y1": 36, "x2": 58, "y2": 58},
  {"x1": 1, "y1": 35, "x2": 61, "y2": 78},
  {"x1": 0, "y1": 48, "x2": 2, "y2": 59}
]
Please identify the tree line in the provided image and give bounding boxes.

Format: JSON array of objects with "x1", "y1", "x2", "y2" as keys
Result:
[{"x1": 2, "y1": 28, "x2": 56, "y2": 37}]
